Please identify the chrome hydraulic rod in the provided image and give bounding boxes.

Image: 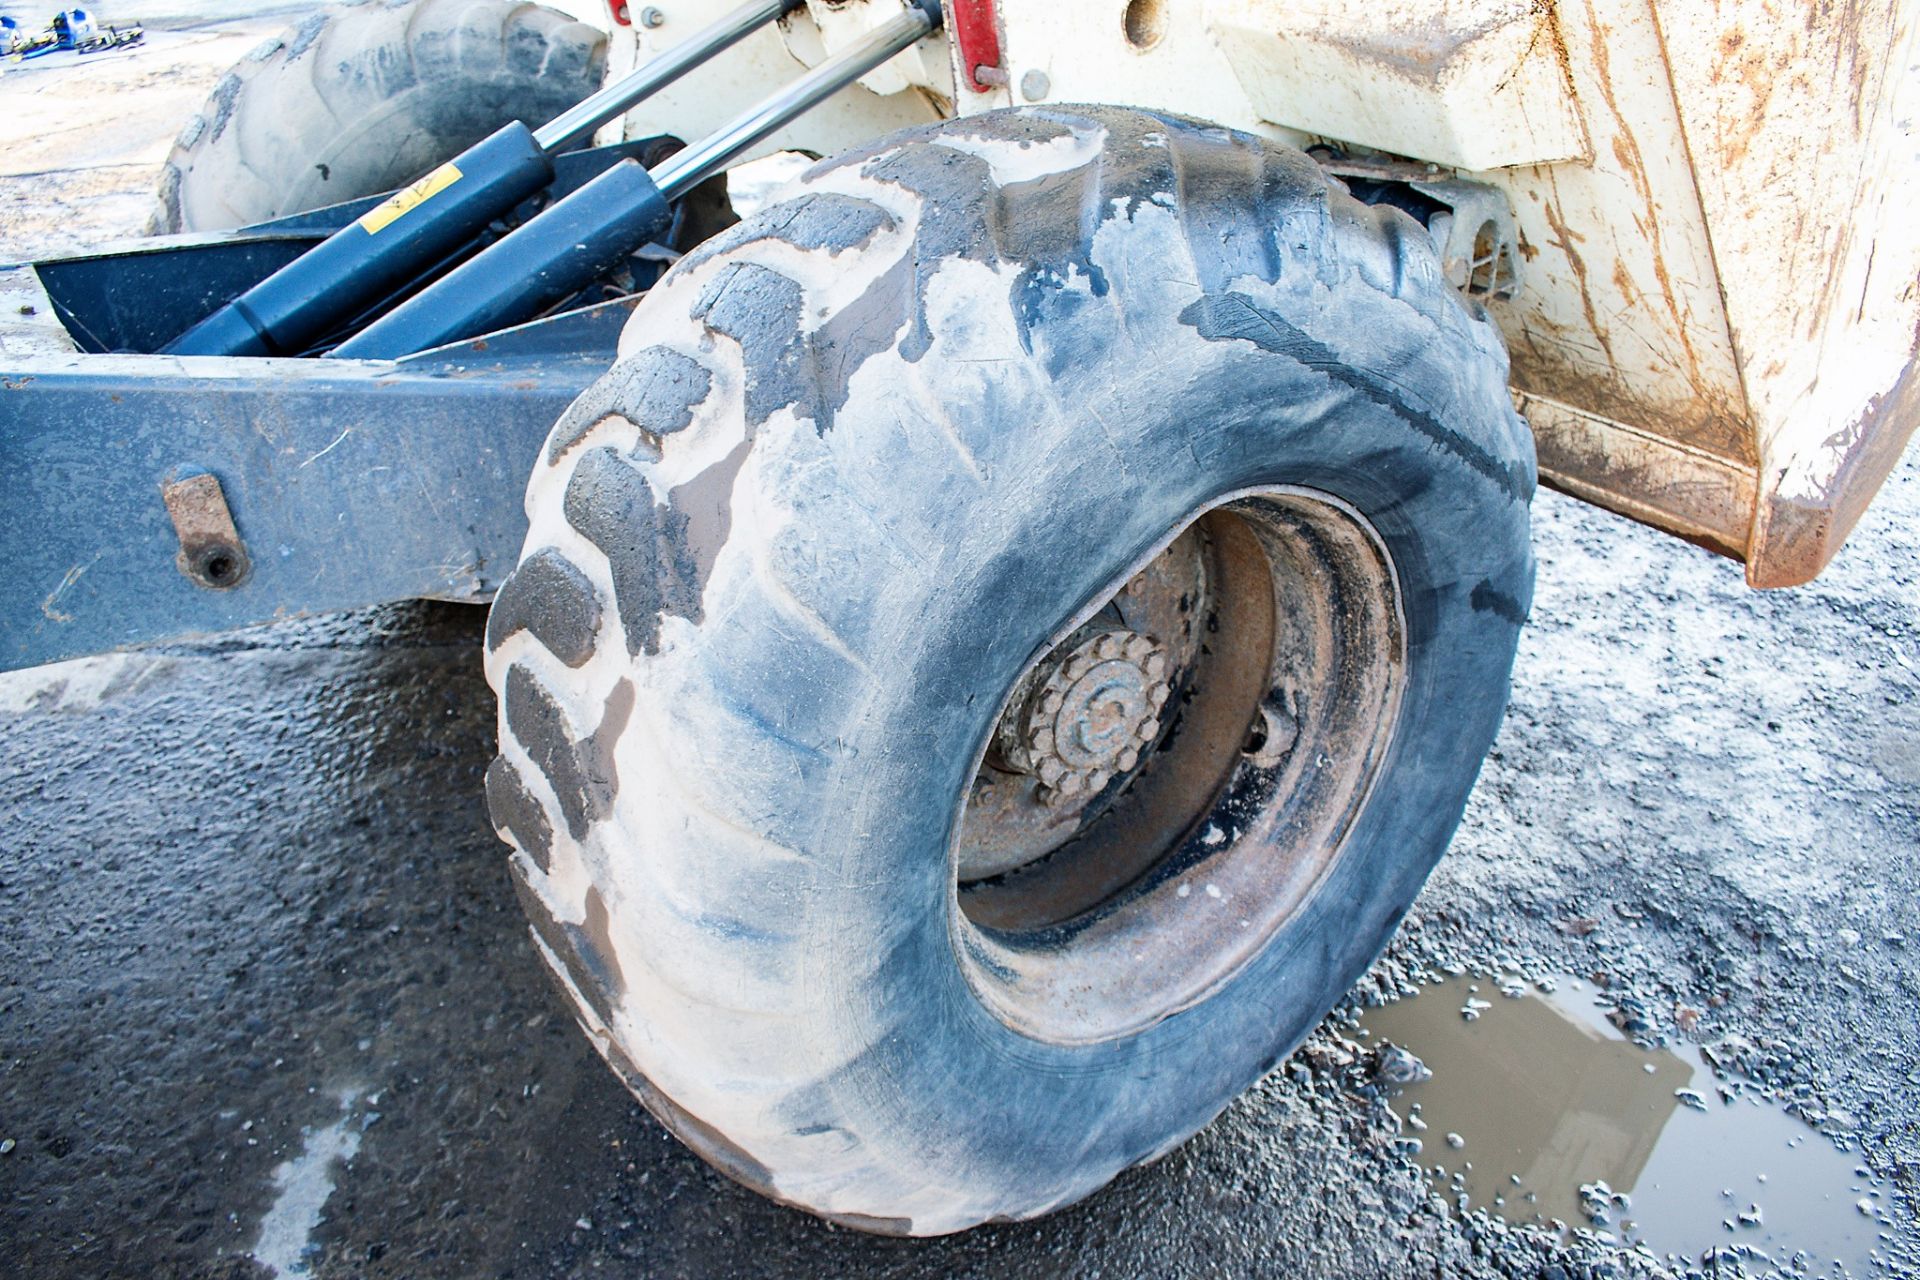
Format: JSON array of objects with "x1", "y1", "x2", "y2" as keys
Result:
[
  {"x1": 331, "y1": 1, "x2": 941, "y2": 360},
  {"x1": 532, "y1": 0, "x2": 802, "y2": 154},
  {"x1": 163, "y1": 0, "x2": 799, "y2": 358},
  {"x1": 650, "y1": 2, "x2": 933, "y2": 199}
]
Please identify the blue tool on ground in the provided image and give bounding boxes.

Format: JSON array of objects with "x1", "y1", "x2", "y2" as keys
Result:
[{"x1": 5, "y1": 8, "x2": 143, "y2": 58}]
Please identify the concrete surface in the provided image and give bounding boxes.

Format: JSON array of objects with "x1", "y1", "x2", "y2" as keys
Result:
[
  {"x1": 1, "y1": 10, "x2": 1916, "y2": 1278},
  {"x1": 0, "y1": 18, "x2": 281, "y2": 260}
]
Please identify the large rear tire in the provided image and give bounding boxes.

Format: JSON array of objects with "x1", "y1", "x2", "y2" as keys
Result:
[
  {"x1": 150, "y1": 0, "x2": 605, "y2": 233},
  {"x1": 483, "y1": 106, "x2": 1535, "y2": 1234}
]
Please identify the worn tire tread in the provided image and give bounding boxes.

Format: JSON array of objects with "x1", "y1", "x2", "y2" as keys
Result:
[{"x1": 487, "y1": 106, "x2": 1531, "y2": 1233}]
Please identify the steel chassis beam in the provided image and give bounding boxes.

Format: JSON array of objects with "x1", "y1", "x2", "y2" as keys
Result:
[
  {"x1": 1, "y1": 304, "x2": 626, "y2": 673},
  {"x1": 0, "y1": 149, "x2": 661, "y2": 673}
]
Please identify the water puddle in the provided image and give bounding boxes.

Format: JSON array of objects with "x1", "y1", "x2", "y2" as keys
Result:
[{"x1": 1358, "y1": 976, "x2": 1884, "y2": 1273}]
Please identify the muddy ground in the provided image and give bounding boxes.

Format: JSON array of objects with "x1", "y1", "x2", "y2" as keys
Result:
[{"x1": 1, "y1": 11, "x2": 1916, "y2": 1278}]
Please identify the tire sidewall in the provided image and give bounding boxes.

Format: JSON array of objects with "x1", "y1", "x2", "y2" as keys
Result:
[
  {"x1": 510, "y1": 106, "x2": 1535, "y2": 1230},
  {"x1": 786, "y1": 277, "x2": 1529, "y2": 1214},
  {"x1": 637, "y1": 130, "x2": 1525, "y2": 1217}
]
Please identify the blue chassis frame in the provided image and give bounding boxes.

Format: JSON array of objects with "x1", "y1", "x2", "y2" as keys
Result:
[{"x1": 0, "y1": 145, "x2": 659, "y2": 673}]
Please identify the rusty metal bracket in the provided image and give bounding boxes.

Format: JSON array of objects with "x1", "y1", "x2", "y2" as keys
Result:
[
  {"x1": 1318, "y1": 155, "x2": 1525, "y2": 301},
  {"x1": 161, "y1": 471, "x2": 251, "y2": 591},
  {"x1": 950, "y1": 0, "x2": 1005, "y2": 92}
]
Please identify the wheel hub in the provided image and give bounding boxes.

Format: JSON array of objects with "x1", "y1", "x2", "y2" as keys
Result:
[
  {"x1": 994, "y1": 628, "x2": 1171, "y2": 806},
  {"x1": 953, "y1": 491, "x2": 1408, "y2": 1044}
]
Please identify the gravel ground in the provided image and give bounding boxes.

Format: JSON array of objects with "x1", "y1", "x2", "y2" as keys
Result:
[{"x1": 0, "y1": 13, "x2": 1915, "y2": 1278}]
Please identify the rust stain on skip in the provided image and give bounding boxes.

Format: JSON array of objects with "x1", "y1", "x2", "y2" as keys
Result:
[
  {"x1": 1706, "y1": 26, "x2": 1775, "y2": 170},
  {"x1": 1585, "y1": 16, "x2": 1735, "y2": 459},
  {"x1": 1536, "y1": 173, "x2": 1615, "y2": 374}
]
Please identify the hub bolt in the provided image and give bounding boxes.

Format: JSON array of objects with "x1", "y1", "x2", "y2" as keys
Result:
[{"x1": 993, "y1": 626, "x2": 1172, "y2": 808}]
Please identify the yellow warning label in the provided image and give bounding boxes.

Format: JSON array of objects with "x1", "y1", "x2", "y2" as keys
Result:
[{"x1": 358, "y1": 162, "x2": 463, "y2": 235}]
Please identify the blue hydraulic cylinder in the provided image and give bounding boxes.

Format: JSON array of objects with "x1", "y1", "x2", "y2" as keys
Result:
[
  {"x1": 330, "y1": 160, "x2": 671, "y2": 361},
  {"x1": 163, "y1": 124, "x2": 555, "y2": 357}
]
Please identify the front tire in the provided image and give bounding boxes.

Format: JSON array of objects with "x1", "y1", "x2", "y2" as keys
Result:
[{"x1": 484, "y1": 106, "x2": 1535, "y2": 1234}]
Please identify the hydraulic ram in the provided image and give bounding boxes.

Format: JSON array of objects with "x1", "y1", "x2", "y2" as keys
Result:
[
  {"x1": 331, "y1": 0, "x2": 941, "y2": 360},
  {"x1": 163, "y1": 0, "x2": 799, "y2": 358}
]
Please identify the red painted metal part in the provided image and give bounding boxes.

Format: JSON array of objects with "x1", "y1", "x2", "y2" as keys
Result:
[
  {"x1": 949, "y1": 0, "x2": 1002, "y2": 92},
  {"x1": 606, "y1": 0, "x2": 630, "y2": 27}
]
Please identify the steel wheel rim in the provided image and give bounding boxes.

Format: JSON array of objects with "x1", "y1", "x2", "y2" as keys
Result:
[{"x1": 950, "y1": 486, "x2": 1408, "y2": 1045}]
